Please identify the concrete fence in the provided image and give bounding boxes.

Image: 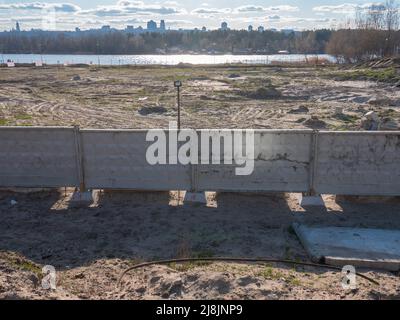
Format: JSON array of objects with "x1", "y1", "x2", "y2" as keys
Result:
[{"x1": 1, "y1": 127, "x2": 400, "y2": 196}]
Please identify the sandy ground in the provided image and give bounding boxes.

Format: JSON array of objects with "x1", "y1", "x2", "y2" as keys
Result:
[
  {"x1": 0, "y1": 64, "x2": 400, "y2": 300},
  {"x1": 0, "y1": 64, "x2": 399, "y2": 130},
  {"x1": 0, "y1": 190, "x2": 399, "y2": 300}
]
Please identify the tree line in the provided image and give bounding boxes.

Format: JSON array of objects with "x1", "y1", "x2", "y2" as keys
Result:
[{"x1": 0, "y1": 29, "x2": 332, "y2": 55}]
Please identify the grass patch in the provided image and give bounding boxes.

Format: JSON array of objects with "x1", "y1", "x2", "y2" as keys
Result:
[
  {"x1": 259, "y1": 266, "x2": 302, "y2": 287},
  {"x1": 167, "y1": 250, "x2": 215, "y2": 272},
  {"x1": 259, "y1": 266, "x2": 284, "y2": 280},
  {"x1": 380, "y1": 109, "x2": 397, "y2": 117},
  {"x1": 15, "y1": 113, "x2": 33, "y2": 120},
  {"x1": 1, "y1": 252, "x2": 42, "y2": 277},
  {"x1": 0, "y1": 118, "x2": 8, "y2": 126},
  {"x1": 287, "y1": 274, "x2": 302, "y2": 286},
  {"x1": 168, "y1": 261, "x2": 210, "y2": 272},
  {"x1": 333, "y1": 113, "x2": 358, "y2": 123},
  {"x1": 329, "y1": 67, "x2": 399, "y2": 83}
]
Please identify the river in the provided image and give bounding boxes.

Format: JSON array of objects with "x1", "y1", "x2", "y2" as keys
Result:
[{"x1": 0, "y1": 53, "x2": 335, "y2": 66}]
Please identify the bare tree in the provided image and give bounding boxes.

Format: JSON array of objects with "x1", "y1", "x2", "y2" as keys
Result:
[
  {"x1": 384, "y1": 0, "x2": 400, "y2": 55},
  {"x1": 327, "y1": 0, "x2": 400, "y2": 61}
]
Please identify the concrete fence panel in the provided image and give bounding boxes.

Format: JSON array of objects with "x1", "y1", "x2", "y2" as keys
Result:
[
  {"x1": 314, "y1": 132, "x2": 400, "y2": 196},
  {"x1": 81, "y1": 130, "x2": 191, "y2": 190},
  {"x1": 196, "y1": 130, "x2": 313, "y2": 192},
  {"x1": 0, "y1": 127, "x2": 79, "y2": 188},
  {"x1": 1, "y1": 127, "x2": 400, "y2": 196}
]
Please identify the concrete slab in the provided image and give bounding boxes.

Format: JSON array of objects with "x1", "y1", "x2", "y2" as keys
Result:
[
  {"x1": 69, "y1": 190, "x2": 99, "y2": 208},
  {"x1": 293, "y1": 223, "x2": 400, "y2": 271},
  {"x1": 184, "y1": 191, "x2": 207, "y2": 204},
  {"x1": 297, "y1": 194, "x2": 325, "y2": 207}
]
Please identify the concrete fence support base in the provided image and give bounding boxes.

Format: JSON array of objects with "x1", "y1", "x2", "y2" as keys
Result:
[
  {"x1": 184, "y1": 191, "x2": 207, "y2": 204},
  {"x1": 69, "y1": 189, "x2": 99, "y2": 208},
  {"x1": 298, "y1": 193, "x2": 325, "y2": 207}
]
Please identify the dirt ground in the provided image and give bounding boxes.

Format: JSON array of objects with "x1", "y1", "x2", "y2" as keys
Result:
[
  {"x1": 0, "y1": 64, "x2": 399, "y2": 130},
  {"x1": 0, "y1": 64, "x2": 400, "y2": 300},
  {"x1": 0, "y1": 190, "x2": 399, "y2": 300}
]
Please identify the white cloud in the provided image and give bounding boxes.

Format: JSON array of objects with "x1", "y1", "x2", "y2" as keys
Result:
[
  {"x1": 191, "y1": 8, "x2": 232, "y2": 15},
  {"x1": 191, "y1": 4, "x2": 299, "y2": 16},
  {"x1": 86, "y1": 0, "x2": 184, "y2": 16},
  {"x1": 234, "y1": 5, "x2": 265, "y2": 13},
  {"x1": 0, "y1": 2, "x2": 81, "y2": 13},
  {"x1": 267, "y1": 15, "x2": 281, "y2": 20},
  {"x1": 234, "y1": 5, "x2": 299, "y2": 13},
  {"x1": 313, "y1": 3, "x2": 384, "y2": 14},
  {"x1": 163, "y1": 1, "x2": 179, "y2": 6}
]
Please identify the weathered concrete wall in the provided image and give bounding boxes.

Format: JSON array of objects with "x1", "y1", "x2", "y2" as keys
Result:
[
  {"x1": 81, "y1": 130, "x2": 191, "y2": 190},
  {"x1": 314, "y1": 132, "x2": 400, "y2": 196},
  {"x1": 196, "y1": 130, "x2": 313, "y2": 192},
  {"x1": 0, "y1": 127, "x2": 79, "y2": 187},
  {"x1": 0, "y1": 127, "x2": 399, "y2": 196}
]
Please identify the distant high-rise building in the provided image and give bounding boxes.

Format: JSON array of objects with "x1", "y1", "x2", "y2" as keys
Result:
[
  {"x1": 281, "y1": 29, "x2": 294, "y2": 35},
  {"x1": 248, "y1": 25, "x2": 253, "y2": 32},
  {"x1": 16, "y1": 22, "x2": 21, "y2": 32},
  {"x1": 220, "y1": 22, "x2": 228, "y2": 31},
  {"x1": 160, "y1": 20, "x2": 166, "y2": 31},
  {"x1": 258, "y1": 26, "x2": 264, "y2": 33},
  {"x1": 147, "y1": 20, "x2": 157, "y2": 31}
]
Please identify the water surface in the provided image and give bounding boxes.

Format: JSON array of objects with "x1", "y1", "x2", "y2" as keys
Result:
[{"x1": 1, "y1": 54, "x2": 335, "y2": 65}]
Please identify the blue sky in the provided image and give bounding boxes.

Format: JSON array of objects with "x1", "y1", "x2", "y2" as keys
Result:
[{"x1": 0, "y1": 0, "x2": 384, "y2": 31}]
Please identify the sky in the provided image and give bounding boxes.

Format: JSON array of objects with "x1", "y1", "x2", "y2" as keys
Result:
[{"x1": 0, "y1": 0, "x2": 386, "y2": 31}]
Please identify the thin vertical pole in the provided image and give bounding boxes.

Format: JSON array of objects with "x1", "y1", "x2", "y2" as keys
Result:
[
  {"x1": 177, "y1": 86, "x2": 181, "y2": 130},
  {"x1": 308, "y1": 130, "x2": 319, "y2": 196},
  {"x1": 73, "y1": 126, "x2": 85, "y2": 191}
]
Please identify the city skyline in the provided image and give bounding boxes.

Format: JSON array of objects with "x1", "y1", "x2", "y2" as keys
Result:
[
  {"x1": 0, "y1": 0, "x2": 389, "y2": 31},
  {"x1": 6, "y1": 19, "x2": 295, "y2": 33}
]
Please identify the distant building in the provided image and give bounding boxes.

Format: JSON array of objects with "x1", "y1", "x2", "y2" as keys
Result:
[
  {"x1": 220, "y1": 22, "x2": 228, "y2": 31},
  {"x1": 248, "y1": 25, "x2": 253, "y2": 32},
  {"x1": 101, "y1": 25, "x2": 111, "y2": 31},
  {"x1": 16, "y1": 22, "x2": 21, "y2": 32},
  {"x1": 281, "y1": 29, "x2": 295, "y2": 35},
  {"x1": 147, "y1": 20, "x2": 157, "y2": 31},
  {"x1": 258, "y1": 26, "x2": 264, "y2": 33},
  {"x1": 160, "y1": 20, "x2": 166, "y2": 31}
]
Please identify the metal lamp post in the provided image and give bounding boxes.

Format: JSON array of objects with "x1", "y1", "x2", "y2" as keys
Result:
[{"x1": 174, "y1": 80, "x2": 182, "y2": 130}]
